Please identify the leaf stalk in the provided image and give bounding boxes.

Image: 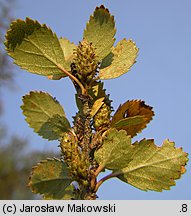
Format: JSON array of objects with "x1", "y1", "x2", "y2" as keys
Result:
[
  {"x1": 57, "y1": 64, "x2": 86, "y2": 95},
  {"x1": 94, "y1": 172, "x2": 117, "y2": 192}
]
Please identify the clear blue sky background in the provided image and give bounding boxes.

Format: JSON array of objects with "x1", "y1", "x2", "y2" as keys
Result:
[{"x1": 2, "y1": 0, "x2": 191, "y2": 199}]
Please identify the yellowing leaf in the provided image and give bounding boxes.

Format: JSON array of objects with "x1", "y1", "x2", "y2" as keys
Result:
[
  {"x1": 28, "y1": 158, "x2": 73, "y2": 199},
  {"x1": 115, "y1": 139, "x2": 188, "y2": 192},
  {"x1": 84, "y1": 5, "x2": 116, "y2": 60},
  {"x1": 111, "y1": 100, "x2": 154, "y2": 137},
  {"x1": 47, "y1": 74, "x2": 65, "y2": 80},
  {"x1": 21, "y1": 91, "x2": 71, "y2": 140},
  {"x1": 88, "y1": 81, "x2": 112, "y2": 109},
  {"x1": 95, "y1": 128, "x2": 133, "y2": 170},
  {"x1": 60, "y1": 38, "x2": 76, "y2": 61},
  {"x1": 90, "y1": 97, "x2": 105, "y2": 118},
  {"x1": 99, "y1": 39, "x2": 139, "y2": 79},
  {"x1": 59, "y1": 38, "x2": 76, "y2": 70},
  {"x1": 88, "y1": 81, "x2": 105, "y2": 100},
  {"x1": 5, "y1": 18, "x2": 68, "y2": 77}
]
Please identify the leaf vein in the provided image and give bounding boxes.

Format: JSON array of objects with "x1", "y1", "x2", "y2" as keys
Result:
[{"x1": 127, "y1": 154, "x2": 184, "y2": 173}]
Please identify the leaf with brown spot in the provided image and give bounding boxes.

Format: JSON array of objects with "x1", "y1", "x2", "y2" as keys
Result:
[
  {"x1": 111, "y1": 100, "x2": 154, "y2": 137},
  {"x1": 28, "y1": 158, "x2": 73, "y2": 199},
  {"x1": 114, "y1": 139, "x2": 188, "y2": 192},
  {"x1": 43, "y1": 184, "x2": 75, "y2": 200},
  {"x1": 94, "y1": 128, "x2": 133, "y2": 170}
]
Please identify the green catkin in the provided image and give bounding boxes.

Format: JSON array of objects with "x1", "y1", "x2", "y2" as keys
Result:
[
  {"x1": 60, "y1": 132, "x2": 89, "y2": 183},
  {"x1": 93, "y1": 103, "x2": 111, "y2": 130},
  {"x1": 73, "y1": 39, "x2": 98, "y2": 80}
]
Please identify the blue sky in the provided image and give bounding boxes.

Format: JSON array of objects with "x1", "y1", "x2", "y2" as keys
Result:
[{"x1": 2, "y1": 0, "x2": 191, "y2": 199}]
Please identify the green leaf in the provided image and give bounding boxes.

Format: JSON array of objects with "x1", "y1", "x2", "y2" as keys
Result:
[
  {"x1": 43, "y1": 185, "x2": 74, "y2": 200},
  {"x1": 99, "y1": 39, "x2": 139, "y2": 79},
  {"x1": 28, "y1": 158, "x2": 73, "y2": 199},
  {"x1": 111, "y1": 100, "x2": 154, "y2": 137},
  {"x1": 38, "y1": 114, "x2": 71, "y2": 140},
  {"x1": 90, "y1": 97, "x2": 105, "y2": 118},
  {"x1": 115, "y1": 139, "x2": 188, "y2": 192},
  {"x1": 95, "y1": 128, "x2": 133, "y2": 170},
  {"x1": 5, "y1": 18, "x2": 68, "y2": 77},
  {"x1": 83, "y1": 5, "x2": 116, "y2": 60},
  {"x1": 21, "y1": 91, "x2": 71, "y2": 140},
  {"x1": 5, "y1": 17, "x2": 41, "y2": 50},
  {"x1": 100, "y1": 52, "x2": 114, "y2": 69},
  {"x1": 114, "y1": 116, "x2": 147, "y2": 128},
  {"x1": 48, "y1": 38, "x2": 75, "y2": 80}
]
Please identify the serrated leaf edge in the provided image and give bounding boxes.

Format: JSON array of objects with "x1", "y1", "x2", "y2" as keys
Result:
[
  {"x1": 114, "y1": 139, "x2": 188, "y2": 191},
  {"x1": 99, "y1": 38, "x2": 139, "y2": 80},
  {"x1": 21, "y1": 91, "x2": 70, "y2": 141},
  {"x1": 84, "y1": 5, "x2": 116, "y2": 59},
  {"x1": 28, "y1": 157, "x2": 72, "y2": 195},
  {"x1": 5, "y1": 17, "x2": 68, "y2": 77},
  {"x1": 111, "y1": 99, "x2": 154, "y2": 137}
]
